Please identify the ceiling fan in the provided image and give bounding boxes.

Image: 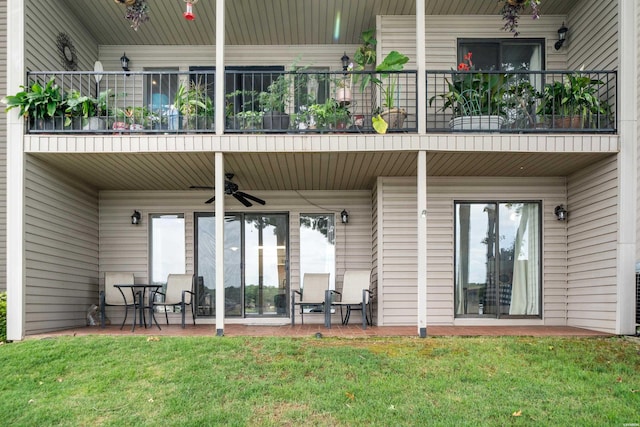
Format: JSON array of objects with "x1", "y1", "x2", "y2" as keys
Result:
[{"x1": 190, "y1": 173, "x2": 266, "y2": 207}]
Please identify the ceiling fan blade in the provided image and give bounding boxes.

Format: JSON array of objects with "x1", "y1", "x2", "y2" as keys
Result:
[
  {"x1": 233, "y1": 193, "x2": 253, "y2": 207},
  {"x1": 236, "y1": 191, "x2": 266, "y2": 205},
  {"x1": 204, "y1": 196, "x2": 215, "y2": 204},
  {"x1": 190, "y1": 185, "x2": 215, "y2": 189}
]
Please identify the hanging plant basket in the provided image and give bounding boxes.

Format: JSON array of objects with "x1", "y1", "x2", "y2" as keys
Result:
[
  {"x1": 116, "y1": 0, "x2": 150, "y2": 31},
  {"x1": 501, "y1": 0, "x2": 541, "y2": 36}
]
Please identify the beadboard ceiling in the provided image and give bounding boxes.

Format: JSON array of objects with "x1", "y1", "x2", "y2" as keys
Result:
[
  {"x1": 59, "y1": 0, "x2": 576, "y2": 46},
  {"x1": 31, "y1": 151, "x2": 609, "y2": 192}
]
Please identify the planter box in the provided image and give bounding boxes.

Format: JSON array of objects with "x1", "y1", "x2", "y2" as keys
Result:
[{"x1": 450, "y1": 115, "x2": 505, "y2": 131}]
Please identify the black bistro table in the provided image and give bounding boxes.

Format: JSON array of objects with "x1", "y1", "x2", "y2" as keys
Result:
[{"x1": 114, "y1": 284, "x2": 162, "y2": 332}]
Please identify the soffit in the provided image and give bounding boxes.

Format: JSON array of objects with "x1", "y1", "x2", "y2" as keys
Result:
[
  {"x1": 30, "y1": 150, "x2": 609, "y2": 192},
  {"x1": 58, "y1": 0, "x2": 576, "y2": 46}
]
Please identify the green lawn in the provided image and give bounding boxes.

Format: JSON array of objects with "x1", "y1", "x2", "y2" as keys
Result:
[{"x1": 0, "y1": 335, "x2": 639, "y2": 426}]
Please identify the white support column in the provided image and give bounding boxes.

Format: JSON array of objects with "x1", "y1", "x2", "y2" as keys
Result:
[
  {"x1": 616, "y1": 0, "x2": 637, "y2": 335},
  {"x1": 214, "y1": 153, "x2": 225, "y2": 335},
  {"x1": 416, "y1": 0, "x2": 426, "y2": 134},
  {"x1": 417, "y1": 151, "x2": 427, "y2": 337},
  {"x1": 215, "y1": 0, "x2": 225, "y2": 135},
  {"x1": 6, "y1": 0, "x2": 25, "y2": 341}
]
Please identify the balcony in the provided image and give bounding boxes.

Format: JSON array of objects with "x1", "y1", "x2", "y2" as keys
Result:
[
  {"x1": 17, "y1": 69, "x2": 616, "y2": 135},
  {"x1": 426, "y1": 70, "x2": 617, "y2": 133}
]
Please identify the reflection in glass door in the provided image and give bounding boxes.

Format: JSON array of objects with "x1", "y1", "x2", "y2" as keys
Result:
[
  {"x1": 455, "y1": 202, "x2": 540, "y2": 318},
  {"x1": 195, "y1": 213, "x2": 288, "y2": 318},
  {"x1": 195, "y1": 214, "x2": 242, "y2": 316},
  {"x1": 244, "y1": 214, "x2": 288, "y2": 316}
]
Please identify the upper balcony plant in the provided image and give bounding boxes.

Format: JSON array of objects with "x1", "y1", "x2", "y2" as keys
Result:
[
  {"x1": 370, "y1": 50, "x2": 410, "y2": 134},
  {"x1": 258, "y1": 73, "x2": 292, "y2": 130},
  {"x1": 501, "y1": 0, "x2": 541, "y2": 36},
  {"x1": 175, "y1": 79, "x2": 214, "y2": 130},
  {"x1": 3, "y1": 76, "x2": 66, "y2": 130},
  {"x1": 536, "y1": 72, "x2": 613, "y2": 129},
  {"x1": 429, "y1": 52, "x2": 509, "y2": 130}
]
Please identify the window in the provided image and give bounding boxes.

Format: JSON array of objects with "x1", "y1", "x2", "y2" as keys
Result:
[
  {"x1": 144, "y1": 67, "x2": 179, "y2": 118},
  {"x1": 226, "y1": 66, "x2": 285, "y2": 115},
  {"x1": 150, "y1": 214, "x2": 186, "y2": 288},
  {"x1": 458, "y1": 39, "x2": 544, "y2": 71},
  {"x1": 455, "y1": 202, "x2": 541, "y2": 318},
  {"x1": 300, "y1": 214, "x2": 336, "y2": 290}
]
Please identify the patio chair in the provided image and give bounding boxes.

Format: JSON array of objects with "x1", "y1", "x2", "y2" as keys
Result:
[
  {"x1": 291, "y1": 273, "x2": 330, "y2": 325},
  {"x1": 332, "y1": 270, "x2": 373, "y2": 328},
  {"x1": 152, "y1": 274, "x2": 196, "y2": 328},
  {"x1": 100, "y1": 272, "x2": 136, "y2": 329}
]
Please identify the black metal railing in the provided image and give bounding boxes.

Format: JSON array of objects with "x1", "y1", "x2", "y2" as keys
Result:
[
  {"x1": 23, "y1": 70, "x2": 215, "y2": 134},
  {"x1": 426, "y1": 69, "x2": 617, "y2": 133},
  {"x1": 17, "y1": 69, "x2": 616, "y2": 135},
  {"x1": 19, "y1": 69, "x2": 417, "y2": 134}
]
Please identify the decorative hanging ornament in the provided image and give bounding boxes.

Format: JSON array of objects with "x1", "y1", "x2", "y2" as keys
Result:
[{"x1": 183, "y1": 0, "x2": 199, "y2": 21}]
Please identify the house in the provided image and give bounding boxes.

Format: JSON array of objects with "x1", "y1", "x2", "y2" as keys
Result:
[{"x1": 2, "y1": 0, "x2": 637, "y2": 340}]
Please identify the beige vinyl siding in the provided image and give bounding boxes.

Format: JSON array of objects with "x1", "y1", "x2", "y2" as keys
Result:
[
  {"x1": 378, "y1": 15, "x2": 569, "y2": 71},
  {"x1": 567, "y1": 0, "x2": 618, "y2": 71},
  {"x1": 99, "y1": 190, "x2": 372, "y2": 324},
  {"x1": 25, "y1": 0, "x2": 98, "y2": 73},
  {"x1": 0, "y1": 0, "x2": 6, "y2": 290},
  {"x1": 98, "y1": 45, "x2": 360, "y2": 72},
  {"x1": 377, "y1": 176, "x2": 567, "y2": 326},
  {"x1": 566, "y1": 156, "x2": 618, "y2": 333},
  {"x1": 24, "y1": 156, "x2": 99, "y2": 335}
]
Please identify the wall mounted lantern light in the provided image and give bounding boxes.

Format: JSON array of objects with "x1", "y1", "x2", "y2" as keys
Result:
[
  {"x1": 554, "y1": 23, "x2": 568, "y2": 50},
  {"x1": 554, "y1": 205, "x2": 567, "y2": 221},
  {"x1": 341, "y1": 52, "x2": 350, "y2": 71},
  {"x1": 120, "y1": 52, "x2": 130, "y2": 74},
  {"x1": 131, "y1": 210, "x2": 142, "y2": 225},
  {"x1": 340, "y1": 209, "x2": 349, "y2": 224}
]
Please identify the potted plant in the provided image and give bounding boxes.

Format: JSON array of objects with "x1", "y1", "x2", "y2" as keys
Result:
[
  {"x1": 501, "y1": 0, "x2": 541, "y2": 36},
  {"x1": 124, "y1": 106, "x2": 149, "y2": 131},
  {"x1": 429, "y1": 52, "x2": 509, "y2": 131},
  {"x1": 370, "y1": 50, "x2": 410, "y2": 134},
  {"x1": 258, "y1": 73, "x2": 291, "y2": 131},
  {"x1": 63, "y1": 89, "x2": 107, "y2": 131},
  {"x1": 537, "y1": 72, "x2": 612, "y2": 129},
  {"x1": 3, "y1": 76, "x2": 66, "y2": 131},
  {"x1": 174, "y1": 79, "x2": 214, "y2": 131},
  {"x1": 307, "y1": 99, "x2": 350, "y2": 131},
  {"x1": 504, "y1": 80, "x2": 541, "y2": 129},
  {"x1": 225, "y1": 89, "x2": 259, "y2": 130},
  {"x1": 352, "y1": 29, "x2": 377, "y2": 94}
]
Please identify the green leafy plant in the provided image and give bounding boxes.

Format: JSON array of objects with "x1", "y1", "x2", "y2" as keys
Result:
[
  {"x1": 258, "y1": 74, "x2": 291, "y2": 113},
  {"x1": 353, "y1": 28, "x2": 377, "y2": 68},
  {"x1": 3, "y1": 77, "x2": 64, "y2": 120},
  {"x1": 64, "y1": 90, "x2": 96, "y2": 125},
  {"x1": 352, "y1": 29, "x2": 377, "y2": 94},
  {"x1": 175, "y1": 79, "x2": 214, "y2": 129},
  {"x1": 370, "y1": 51, "x2": 410, "y2": 134},
  {"x1": 537, "y1": 72, "x2": 612, "y2": 128},
  {"x1": 429, "y1": 52, "x2": 509, "y2": 117},
  {"x1": 307, "y1": 99, "x2": 350, "y2": 129}
]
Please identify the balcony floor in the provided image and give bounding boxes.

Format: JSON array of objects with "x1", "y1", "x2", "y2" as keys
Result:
[{"x1": 28, "y1": 324, "x2": 611, "y2": 339}]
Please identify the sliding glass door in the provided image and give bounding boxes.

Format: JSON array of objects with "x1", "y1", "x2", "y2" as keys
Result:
[
  {"x1": 455, "y1": 202, "x2": 541, "y2": 318},
  {"x1": 195, "y1": 213, "x2": 288, "y2": 318}
]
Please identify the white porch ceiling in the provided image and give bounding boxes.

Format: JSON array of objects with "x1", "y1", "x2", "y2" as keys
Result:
[
  {"x1": 30, "y1": 151, "x2": 610, "y2": 192},
  {"x1": 59, "y1": 0, "x2": 576, "y2": 46}
]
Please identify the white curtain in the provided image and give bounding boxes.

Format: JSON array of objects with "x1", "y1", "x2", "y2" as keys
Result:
[
  {"x1": 455, "y1": 205, "x2": 471, "y2": 315},
  {"x1": 509, "y1": 204, "x2": 540, "y2": 315}
]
